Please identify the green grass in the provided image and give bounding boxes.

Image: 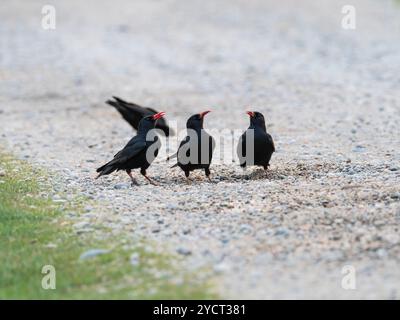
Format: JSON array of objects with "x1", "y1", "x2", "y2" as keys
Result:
[{"x1": 0, "y1": 152, "x2": 214, "y2": 299}]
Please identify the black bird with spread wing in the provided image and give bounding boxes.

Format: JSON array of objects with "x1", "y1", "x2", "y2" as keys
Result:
[
  {"x1": 168, "y1": 111, "x2": 215, "y2": 181},
  {"x1": 106, "y1": 96, "x2": 174, "y2": 136},
  {"x1": 96, "y1": 112, "x2": 165, "y2": 186},
  {"x1": 237, "y1": 111, "x2": 275, "y2": 170}
]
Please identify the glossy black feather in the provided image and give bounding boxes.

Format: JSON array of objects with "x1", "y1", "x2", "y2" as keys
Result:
[
  {"x1": 106, "y1": 96, "x2": 174, "y2": 136},
  {"x1": 237, "y1": 111, "x2": 275, "y2": 169},
  {"x1": 169, "y1": 114, "x2": 215, "y2": 178},
  {"x1": 96, "y1": 115, "x2": 161, "y2": 179}
]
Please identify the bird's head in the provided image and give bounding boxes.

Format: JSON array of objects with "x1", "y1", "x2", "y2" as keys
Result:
[
  {"x1": 186, "y1": 111, "x2": 211, "y2": 129},
  {"x1": 246, "y1": 111, "x2": 267, "y2": 131},
  {"x1": 138, "y1": 111, "x2": 165, "y2": 132}
]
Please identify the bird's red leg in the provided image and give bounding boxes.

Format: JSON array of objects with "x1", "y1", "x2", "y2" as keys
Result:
[
  {"x1": 140, "y1": 169, "x2": 158, "y2": 186},
  {"x1": 263, "y1": 165, "x2": 270, "y2": 178},
  {"x1": 184, "y1": 171, "x2": 192, "y2": 184},
  {"x1": 205, "y1": 168, "x2": 212, "y2": 182},
  {"x1": 126, "y1": 170, "x2": 138, "y2": 186},
  {"x1": 144, "y1": 175, "x2": 158, "y2": 186}
]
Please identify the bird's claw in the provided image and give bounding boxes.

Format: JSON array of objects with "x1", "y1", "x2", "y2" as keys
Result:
[
  {"x1": 143, "y1": 175, "x2": 159, "y2": 186},
  {"x1": 207, "y1": 176, "x2": 214, "y2": 183}
]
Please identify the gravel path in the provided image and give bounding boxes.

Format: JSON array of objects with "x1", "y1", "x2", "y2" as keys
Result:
[{"x1": 1, "y1": 0, "x2": 400, "y2": 299}]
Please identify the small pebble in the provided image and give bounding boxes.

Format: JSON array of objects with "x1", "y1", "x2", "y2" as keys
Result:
[{"x1": 176, "y1": 247, "x2": 192, "y2": 256}]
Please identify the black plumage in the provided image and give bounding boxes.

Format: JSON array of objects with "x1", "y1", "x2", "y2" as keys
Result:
[
  {"x1": 106, "y1": 96, "x2": 174, "y2": 136},
  {"x1": 168, "y1": 111, "x2": 215, "y2": 181},
  {"x1": 96, "y1": 112, "x2": 165, "y2": 185},
  {"x1": 237, "y1": 111, "x2": 275, "y2": 170}
]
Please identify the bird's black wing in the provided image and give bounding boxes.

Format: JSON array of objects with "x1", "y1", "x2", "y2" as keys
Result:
[
  {"x1": 96, "y1": 139, "x2": 147, "y2": 176},
  {"x1": 266, "y1": 133, "x2": 275, "y2": 152},
  {"x1": 144, "y1": 106, "x2": 158, "y2": 114},
  {"x1": 112, "y1": 135, "x2": 140, "y2": 157},
  {"x1": 168, "y1": 135, "x2": 190, "y2": 166},
  {"x1": 209, "y1": 133, "x2": 216, "y2": 153},
  {"x1": 113, "y1": 138, "x2": 146, "y2": 161},
  {"x1": 236, "y1": 131, "x2": 247, "y2": 166},
  {"x1": 107, "y1": 97, "x2": 173, "y2": 136},
  {"x1": 112, "y1": 98, "x2": 173, "y2": 136},
  {"x1": 106, "y1": 97, "x2": 150, "y2": 130},
  {"x1": 113, "y1": 96, "x2": 150, "y2": 114},
  {"x1": 204, "y1": 131, "x2": 216, "y2": 163}
]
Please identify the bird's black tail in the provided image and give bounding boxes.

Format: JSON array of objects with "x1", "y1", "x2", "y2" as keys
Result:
[
  {"x1": 96, "y1": 161, "x2": 117, "y2": 179},
  {"x1": 112, "y1": 96, "x2": 128, "y2": 104},
  {"x1": 105, "y1": 96, "x2": 142, "y2": 118},
  {"x1": 105, "y1": 97, "x2": 124, "y2": 110},
  {"x1": 106, "y1": 96, "x2": 138, "y2": 109}
]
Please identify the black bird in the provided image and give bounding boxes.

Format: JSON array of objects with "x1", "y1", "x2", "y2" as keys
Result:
[
  {"x1": 168, "y1": 111, "x2": 215, "y2": 181},
  {"x1": 237, "y1": 111, "x2": 275, "y2": 170},
  {"x1": 106, "y1": 96, "x2": 174, "y2": 136},
  {"x1": 96, "y1": 112, "x2": 165, "y2": 186}
]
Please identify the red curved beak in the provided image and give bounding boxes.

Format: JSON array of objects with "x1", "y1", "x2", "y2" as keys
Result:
[
  {"x1": 200, "y1": 110, "x2": 211, "y2": 118},
  {"x1": 246, "y1": 111, "x2": 255, "y2": 118},
  {"x1": 152, "y1": 111, "x2": 165, "y2": 120}
]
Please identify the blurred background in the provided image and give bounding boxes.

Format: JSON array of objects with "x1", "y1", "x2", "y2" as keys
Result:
[
  {"x1": 1, "y1": 0, "x2": 400, "y2": 299},
  {"x1": 1, "y1": 0, "x2": 399, "y2": 157}
]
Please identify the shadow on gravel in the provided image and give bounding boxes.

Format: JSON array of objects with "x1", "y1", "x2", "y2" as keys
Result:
[
  {"x1": 94, "y1": 162, "x2": 397, "y2": 188},
  {"x1": 156, "y1": 161, "x2": 397, "y2": 185}
]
